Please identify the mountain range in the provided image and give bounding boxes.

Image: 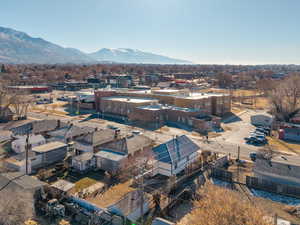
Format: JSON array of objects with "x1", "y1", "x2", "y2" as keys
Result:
[{"x1": 0, "y1": 26, "x2": 192, "y2": 64}]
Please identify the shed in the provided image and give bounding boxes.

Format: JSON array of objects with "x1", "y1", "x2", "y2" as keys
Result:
[
  {"x1": 95, "y1": 150, "x2": 126, "y2": 174},
  {"x1": 51, "y1": 179, "x2": 75, "y2": 193}
]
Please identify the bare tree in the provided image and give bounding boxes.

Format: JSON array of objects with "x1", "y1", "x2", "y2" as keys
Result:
[
  {"x1": 0, "y1": 82, "x2": 14, "y2": 119},
  {"x1": 268, "y1": 75, "x2": 300, "y2": 121},
  {"x1": 10, "y1": 93, "x2": 33, "y2": 119},
  {"x1": 178, "y1": 184, "x2": 272, "y2": 225}
]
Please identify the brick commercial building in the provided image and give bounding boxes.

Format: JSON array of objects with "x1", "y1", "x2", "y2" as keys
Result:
[
  {"x1": 129, "y1": 104, "x2": 221, "y2": 132},
  {"x1": 99, "y1": 96, "x2": 159, "y2": 117},
  {"x1": 174, "y1": 92, "x2": 231, "y2": 116},
  {"x1": 8, "y1": 85, "x2": 51, "y2": 94},
  {"x1": 94, "y1": 89, "x2": 231, "y2": 117}
]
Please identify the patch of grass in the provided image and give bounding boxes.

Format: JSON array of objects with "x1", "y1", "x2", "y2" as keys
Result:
[
  {"x1": 267, "y1": 136, "x2": 300, "y2": 155},
  {"x1": 74, "y1": 177, "x2": 97, "y2": 192},
  {"x1": 89, "y1": 180, "x2": 135, "y2": 208}
]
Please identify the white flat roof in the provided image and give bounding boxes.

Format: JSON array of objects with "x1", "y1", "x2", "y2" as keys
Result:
[
  {"x1": 152, "y1": 89, "x2": 180, "y2": 93},
  {"x1": 32, "y1": 141, "x2": 67, "y2": 153},
  {"x1": 102, "y1": 96, "x2": 158, "y2": 103},
  {"x1": 176, "y1": 92, "x2": 229, "y2": 100}
]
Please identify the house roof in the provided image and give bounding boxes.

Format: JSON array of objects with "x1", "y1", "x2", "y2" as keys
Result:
[
  {"x1": 152, "y1": 135, "x2": 199, "y2": 164},
  {"x1": 76, "y1": 129, "x2": 116, "y2": 146},
  {"x1": 0, "y1": 172, "x2": 45, "y2": 190},
  {"x1": 11, "y1": 119, "x2": 60, "y2": 135},
  {"x1": 12, "y1": 134, "x2": 45, "y2": 146},
  {"x1": 32, "y1": 141, "x2": 67, "y2": 153},
  {"x1": 48, "y1": 124, "x2": 95, "y2": 140},
  {"x1": 99, "y1": 134, "x2": 152, "y2": 155},
  {"x1": 51, "y1": 179, "x2": 75, "y2": 192},
  {"x1": 73, "y1": 152, "x2": 94, "y2": 162},
  {"x1": 95, "y1": 150, "x2": 126, "y2": 162}
]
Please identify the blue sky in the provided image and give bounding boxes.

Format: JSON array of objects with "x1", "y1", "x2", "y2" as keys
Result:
[{"x1": 1, "y1": 0, "x2": 300, "y2": 64}]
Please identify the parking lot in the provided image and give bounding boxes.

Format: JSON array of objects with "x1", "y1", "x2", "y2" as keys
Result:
[{"x1": 215, "y1": 110, "x2": 261, "y2": 149}]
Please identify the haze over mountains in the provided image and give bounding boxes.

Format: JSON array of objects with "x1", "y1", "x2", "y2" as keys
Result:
[{"x1": 0, "y1": 26, "x2": 192, "y2": 65}]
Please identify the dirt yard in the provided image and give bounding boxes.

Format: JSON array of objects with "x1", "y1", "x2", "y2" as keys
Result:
[{"x1": 88, "y1": 180, "x2": 136, "y2": 208}]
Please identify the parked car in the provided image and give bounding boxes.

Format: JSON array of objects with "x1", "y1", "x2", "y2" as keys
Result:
[
  {"x1": 249, "y1": 152, "x2": 257, "y2": 161},
  {"x1": 256, "y1": 127, "x2": 270, "y2": 135},
  {"x1": 57, "y1": 96, "x2": 68, "y2": 101},
  {"x1": 250, "y1": 131, "x2": 266, "y2": 137},
  {"x1": 107, "y1": 125, "x2": 120, "y2": 131},
  {"x1": 246, "y1": 136, "x2": 267, "y2": 145}
]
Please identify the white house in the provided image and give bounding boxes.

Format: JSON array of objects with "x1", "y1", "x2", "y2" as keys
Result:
[
  {"x1": 11, "y1": 134, "x2": 46, "y2": 153},
  {"x1": 72, "y1": 152, "x2": 96, "y2": 173},
  {"x1": 152, "y1": 135, "x2": 200, "y2": 177}
]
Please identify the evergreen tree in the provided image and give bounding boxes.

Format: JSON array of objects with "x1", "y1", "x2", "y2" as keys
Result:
[{"x1": 0, "y1": 64, "x2": 6, "y2": 73}]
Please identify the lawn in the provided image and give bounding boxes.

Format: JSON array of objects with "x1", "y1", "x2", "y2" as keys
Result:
[
  {"x1": 74, "y1": 177, "x2": 97, "y2": 192},
  {"x1": 267, "y1": 136, "x2": 300, "y2": 155}
]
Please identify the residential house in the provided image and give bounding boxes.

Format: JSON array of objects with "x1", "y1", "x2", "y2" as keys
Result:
[
  {"x1": 11, "y1": 134, "x2": 46, "y2": 153},
  {"x1": 95, "y1": 134, "x2": 153, "y2": 174},
  {"x1": 74, "y1": 129, "x2": 118, "y2": 154},
  {"x1": 47, "y1": 124, "x2": 95, "y2": 143},
  {"x1": 99, "y1": 134, "x2": 153, "y2": 158},
  {"x1": 5, "y1": 142, "x2": 68, "y2": 174},
  {"x1": 95, "y1": 150, "x2": 127, "y2": 175},
  {"x1": 31, "y1": 141, "x2": 68, "y2": 167},
  {"x1": 152, "y1": 135, "x2": 200, "y2": 177},
  {"x1": 71, "y1": 152, "x2": 96, "y2": 173},
  {"x1": 11, "y1": 119, "x2": 63, "y2": 137}
]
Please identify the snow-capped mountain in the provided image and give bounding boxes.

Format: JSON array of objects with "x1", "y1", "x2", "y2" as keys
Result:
[
  {"x1": 88, "y1": 48, "x2": 192, "y2": 64},
  {"x1": 0, "y1": 26, "x2": 192, "y2": 64},
  {"x1": 0, "y1": 26, "x2": 95, "y2": 64}
]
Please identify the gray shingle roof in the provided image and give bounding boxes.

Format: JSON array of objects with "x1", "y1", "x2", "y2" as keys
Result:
[
  {"x1": 0, "y1": 172, "x2": 45, "y2": 190},
  {"x1": 11, "y1": 119, "x2": 60, "y2": 135},
  {"x1": 99, "y1": 135, "x2": 152, "y2": 155},
  {"x1": 77, "y1": 129, "x2": 116, "y2": 146},
  {"x1": 152, "y1": 135, "x2": 199, "y2": 164}
]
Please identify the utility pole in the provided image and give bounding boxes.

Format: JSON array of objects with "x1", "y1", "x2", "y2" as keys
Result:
[
  {"x1": 140, "y1": 176, "x2": 144, "y2": 225},
  {"x1": 237, "y1": 145, "x2": 240, "y2": 183},
  {"x1": 25, "y1": 131, "x2": 29, "y2": 175},
  {"x1": 274, "y1": 213, "x2": 277, "y2": 225}
]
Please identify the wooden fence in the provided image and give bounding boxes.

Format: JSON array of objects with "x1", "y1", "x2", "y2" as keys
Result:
[{"x1": 246, "y1": 176, "x2": 300, "y2": 199}]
